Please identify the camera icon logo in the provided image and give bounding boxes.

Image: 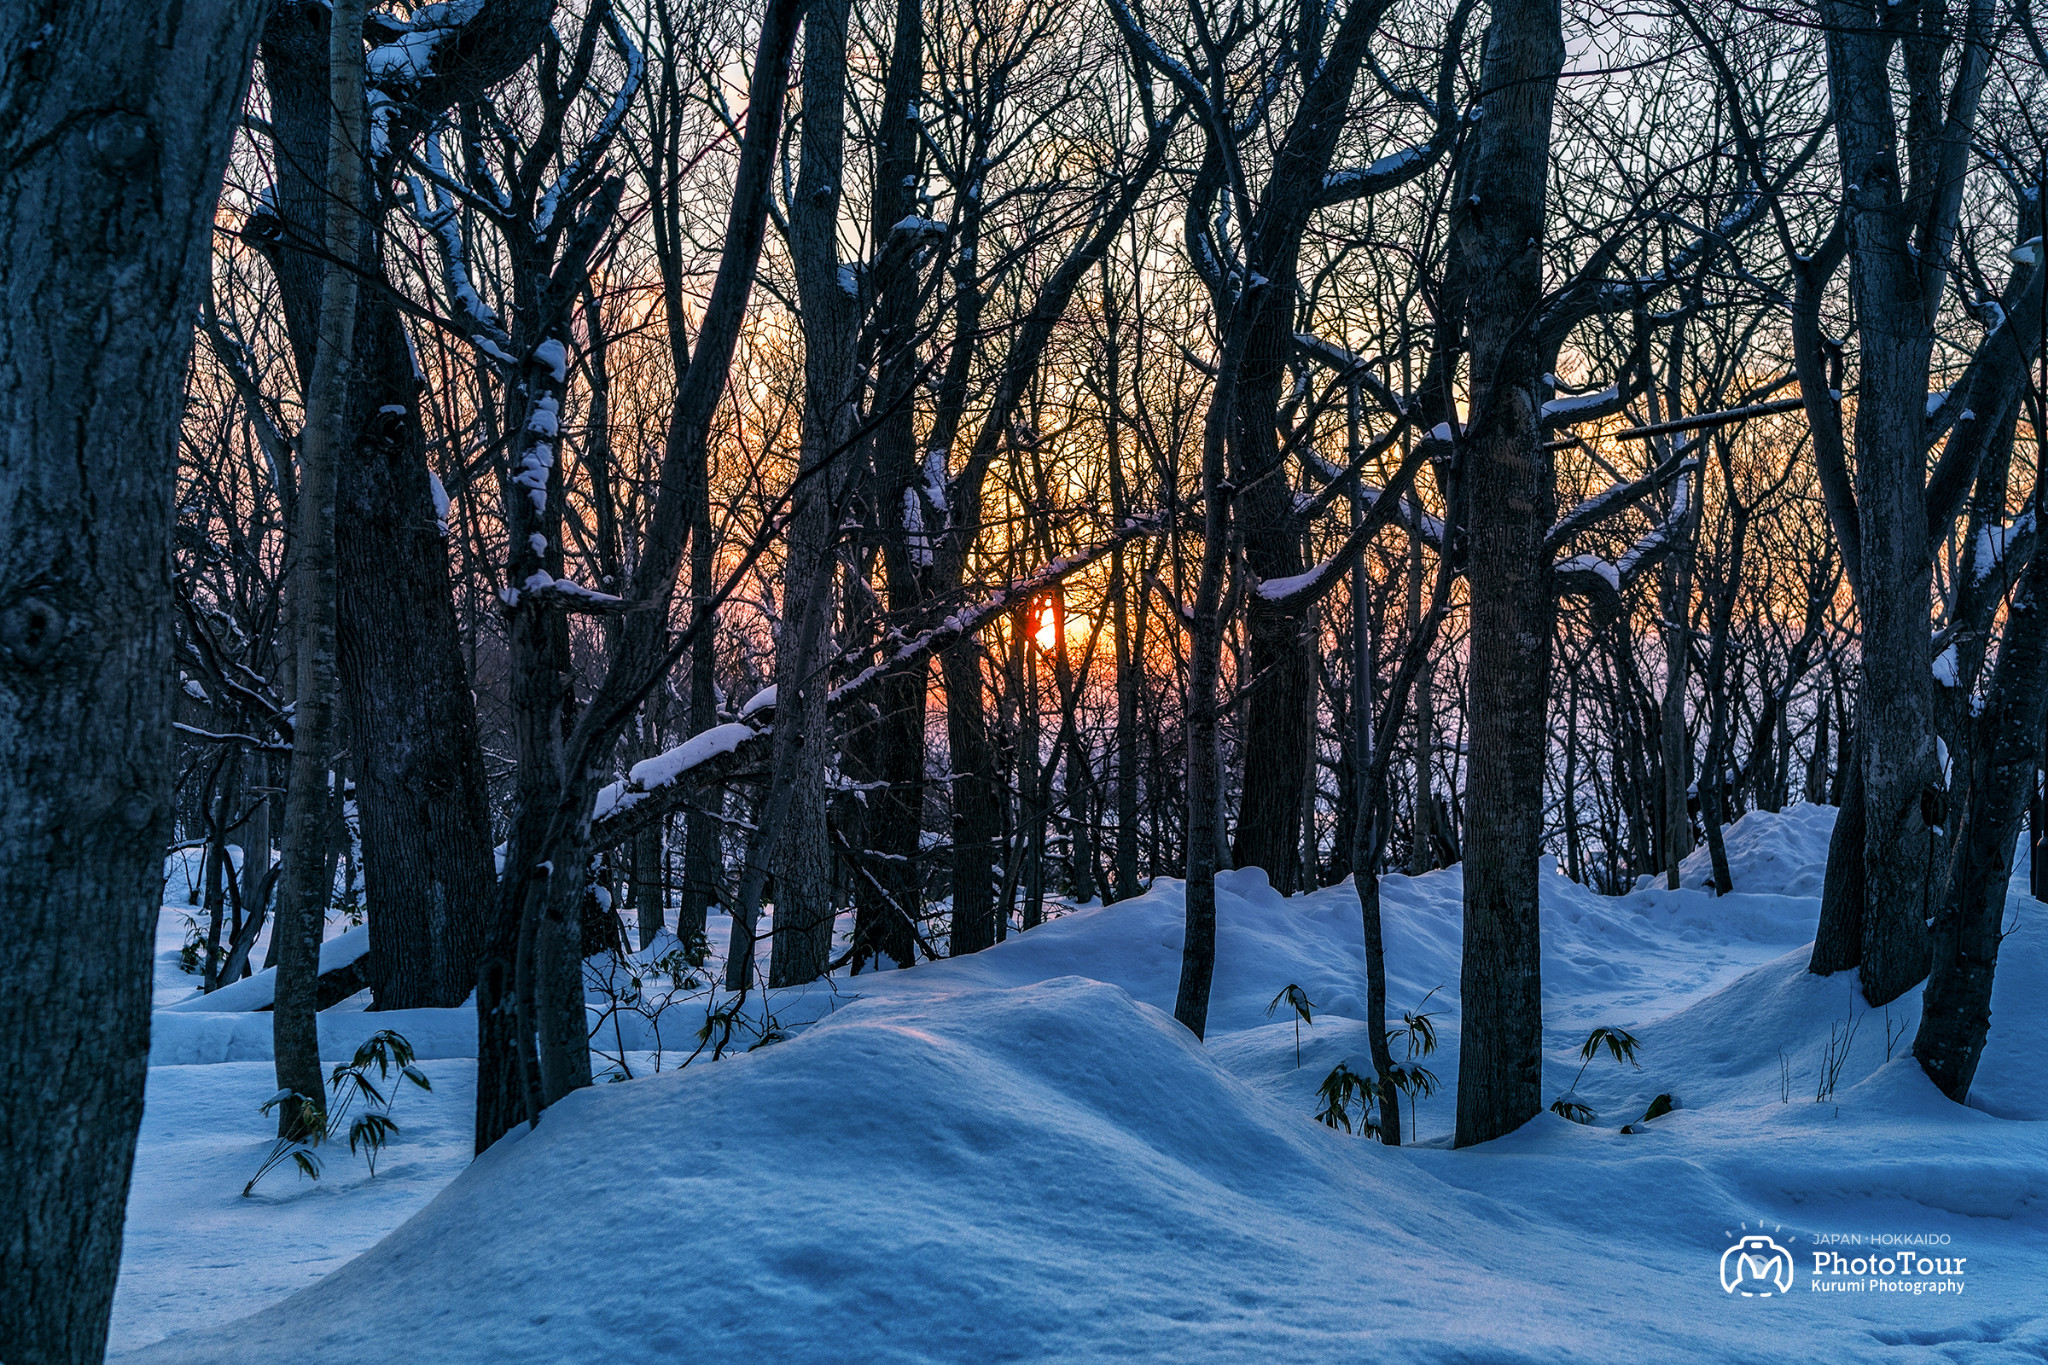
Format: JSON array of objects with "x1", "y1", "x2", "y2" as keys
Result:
[{"x1": 1720, "y1": 1233, "x2": 1795, "y2": 1297}]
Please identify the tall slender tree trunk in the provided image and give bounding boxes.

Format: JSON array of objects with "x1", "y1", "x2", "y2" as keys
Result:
[
  {"x1": 1805, "y1": 686, "x2": 1831, "y2": 806},
  {"x1": 842, "y1": 0, "x2": 928, "y2": 971},
  {"x1": 766, "y1": 0, "x2": 855, "y2": 988},
  {"x1": 1108, "y1": 326, "x2": 1144, "y2": 899},
  {"x1": 1451, "y1": 0, "x2": 1564, "y2": 1149},
  {"x1": 0, "y1": 3, "x2": 260, "y2": 1356},
  {"x1": 1658, "y1": 544, "x2": 1694, "y2": 887},
  {"x1": 1175, "y1": 477, "x2": 1231, "y2": 1037},
  {"x1": 1407, "y1": 530, "x2": 1437, "y2": 875},
  {"x1": 945, "y1": 645, "x2": 1004, "y2": 955},
  {"x1": 273, "y1": 0, "x2": 367, "y2": 1144}
]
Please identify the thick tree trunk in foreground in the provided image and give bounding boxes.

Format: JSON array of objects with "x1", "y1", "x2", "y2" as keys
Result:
[
  {"x1": 1810, "y1": 0, "x2": 1995, "y2": 1005},
  {"x1": 0, "y1": 2, "x2": 260, "y2": 1360},
  {"x1": 1452, "y1": 0, "x2": 1563, "y2": 1149},
  {"x1": 274, "y1": 0, "x2": 368, "y2": 1144},
  {"x1": 338, "y1": 325, "x2": 500, "y2": 1008},
  {"x1": 1916, "y1": 534, "x2": 2048, "y2": 1099}
]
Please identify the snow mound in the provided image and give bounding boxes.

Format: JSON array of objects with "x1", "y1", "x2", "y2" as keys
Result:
[
  {"x1": 1670, "y1": 801, "x2": 1837, "y2": 897},
  {"x1": 121, "y1": 804, "x2": 2048, "y2": 1361},
  {"x1": 125, "y1": 971, "x2": 2048, "y2": 1364},
  {"x1": 161, "y1": 925, "x2": 371, "y2": 1014},
  {"x1": 126, "y1": 979, "x2": 1466, "y2": 1362}
]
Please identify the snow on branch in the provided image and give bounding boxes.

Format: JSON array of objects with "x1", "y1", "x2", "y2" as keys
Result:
[
  {"x1": 591, "y1": 722, "x2": 760, "y2": 825},
  {"x1": 1539, "y1": 385, "x2": 1622, "y2": 426},
  {"x1": 516, "y1": 573, "x2": 636, "y2": 614},
  {"x1": 534, "y1": 6, "x2": 644, "y2": 237},
  {"x1": 590, "y1": 518, "x2": 1166, "y2": 849},
  {"x1": 1544, "y1": 446, "x2": 1697, "y2": 556},
  {"x1": 1552, "y1": 455, "x2": 1696, "y2": 610},
  {"x1": 1103, "y1": 0, "x2": 1210, "y2": 117}
]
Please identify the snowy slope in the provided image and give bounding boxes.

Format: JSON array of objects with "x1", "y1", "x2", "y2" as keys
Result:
[{"x1": 117, "y1": 804, "x2": 2048, "y2": 1362}]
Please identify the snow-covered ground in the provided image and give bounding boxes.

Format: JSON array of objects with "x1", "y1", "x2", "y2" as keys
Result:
[{"x1": 116, "y1": 804, "x2": 2048, "y2": 1361}]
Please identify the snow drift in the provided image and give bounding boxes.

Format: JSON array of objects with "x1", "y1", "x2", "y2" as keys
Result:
[{"x1": 121, "y1": 805, "x2": 2048, "y2": 1362}]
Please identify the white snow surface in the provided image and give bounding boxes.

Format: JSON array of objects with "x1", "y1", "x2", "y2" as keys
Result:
[{"x1": 117, "y1": 804, "x2": 2048, "y2": 1361}]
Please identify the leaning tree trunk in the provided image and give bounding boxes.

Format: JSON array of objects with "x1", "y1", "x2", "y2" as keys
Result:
[
  {"x1": 0, "y1": 5, "x2": 260, "y2": 1359},
  {"x1": 1916, "y1": 506, "x2": 2048, "y2": 1099},
  {"x1": 1452, "y1": 0, "x2": 1564, "y2": 1149}
]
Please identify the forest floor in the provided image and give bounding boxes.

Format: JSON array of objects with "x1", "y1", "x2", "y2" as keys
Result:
[{"x1": 115, "y1": 804, "x2": 2048, "y2": 1362}]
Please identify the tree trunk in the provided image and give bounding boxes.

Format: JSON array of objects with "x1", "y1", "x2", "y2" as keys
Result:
[
  {"x1": 632, "y1": 821, "x2": 665, "y2": 951},
  {"x1": 766, "y1": 0, "x2": 855, "y2": 988},
  {"x1": 1452, "y1": 0, "x2": 1563, "y2": 1149},
  {"x1": 1809, "y1": 0, "x2": 1996, "y2": 1005},
  {"x1": 1812, "y1": 725, "x2": 1868, "y2": 971},
  {"x1": 254, "y1": 4, "x2": 500, "y2": 1013},
  {"x1": 1916, "y1": 520, "x2": 2048, "y2": 1098},
  {"x1": 1658, "y1": 555, "x2": 1693, "y2": 887},
  {"x1": 0, "y1": 4, "x2": 258, "y2": 1357},
  {"x1": 274, "y1": 0, "x2": 367, "y2": 1144},
  {"x1": 842, "y1": 0, "x2": 928, "y2": 971},
  {"x1": 1805, "y1": 685, "x2": 1830, "y2": 805},
  {"x1": 945, "y1": 644, "x2": 1004, "y2": 956},
  {"x1": 1175, "y1": 475, "x2": 1230, "y2": 1037}
]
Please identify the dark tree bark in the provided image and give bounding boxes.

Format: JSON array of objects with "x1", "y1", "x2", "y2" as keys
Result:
[
  {"x1": 841, "y1": 0, "x2": 927, "y2": 973},
  {"x1": 1809, "y1": 0, "x2": 1997, "y2": 1005},
  {"x1": 1451, "y1": 0, "x2": 1564, "y2": 1148},
  {"x1": 765, "y1": 0, "x2": 856, "y2": 988},
  {"x1": 477, "y1": 0, "x2": 803, "y2": 1149},
  {"x1": 273, "y1": 0, "x2": 369, "y2": 1146},
  {"x1": 1916, "y1": 499, "x2": 2048, "y2": 1098},
  {"x1": 252, "y1": 0, "x2": 523, "y2": 1012},
  {"x1": 0, "y1": 1, "x2": 261, "y2": 1359},
  {"x1": 943, "y1": 645, "x2": 1004, "y2": 955}
]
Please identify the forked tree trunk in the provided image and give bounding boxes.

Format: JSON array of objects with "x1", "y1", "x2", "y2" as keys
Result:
[
  {"x1": 1916, "y1": 506, "x2": 2048, "y2": 1098},
  {"x1": 1451, "y1": 0, "x2": 1564, "y2": 1149},
  {"x1": 254, "y1": 1, "x2": 506, "y2": 1013},
  {"x1": 0, "y1": 5, "x2": 260, "y2": 1357},
  {"x1": 1810, "y1": 0, "x2": 1996, "y2": 1005}
]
